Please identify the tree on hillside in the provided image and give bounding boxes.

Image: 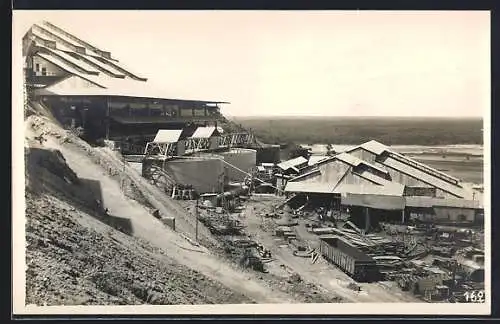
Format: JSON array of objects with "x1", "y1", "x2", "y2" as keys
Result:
[{"x1": 288, "y1": 143, "x2": 311, "y2": 160}]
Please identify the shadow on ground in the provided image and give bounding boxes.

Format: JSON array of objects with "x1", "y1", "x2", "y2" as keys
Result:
[
  {"x1": 78, "y1": 178, "x2": 134, "y2": 235},
  {"x1": 25, "y1": 147, "x2": 134, "y2": 236}
]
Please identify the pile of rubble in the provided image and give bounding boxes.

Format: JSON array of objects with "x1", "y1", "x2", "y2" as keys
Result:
[{"x1": 198, "y1": 209, "x2": 246, "y2": 236}]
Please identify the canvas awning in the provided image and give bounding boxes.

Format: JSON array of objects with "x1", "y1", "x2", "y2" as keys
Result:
[{"x1": 153, "y1": 129, "x2": 183, "y2": 143}]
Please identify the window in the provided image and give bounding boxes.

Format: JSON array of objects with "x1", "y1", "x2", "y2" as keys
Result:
[
  {"x1": 458, "y1": 214, "x2": 467, "y2": 222},
  {"x1": 164, "y1": 104, "x2": 179, "y2": 117},
  {"x1": 41, "y1": 67, "x2": 47, "y2": 76},
  {"x1": 149, "y1": 103, "x2": 163, "y2": 116},
  {"x1": 130, "y1": 103, "x2": 149, "y2": 117},
  {"x1": 35, "y1": 63, "x2": 40, "y2": 72},
  {"x1": 179, "y1": 107, "x2": 194, "y2": 117},
  {"x1": 194, "y1": 108, "x2": 206, "y2": 117}
]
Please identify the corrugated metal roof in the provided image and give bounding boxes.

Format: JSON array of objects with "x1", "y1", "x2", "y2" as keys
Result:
[
  {"x1": 49, "y1": 49, "x2": 100, "y2": 74},
  {"x1": 359, "y1": 140, "x2": 390, "y2": 155},
  {"x1": 153, "y1": 129, "x2": 183, "y2": 143},
  {"x1": 335, "y1": 152, "x2": 364, "y2": 166},
  {"x1": 29, "y1": 23, "x2": 229, "y2": 104},
  {"x1": 35, "y1": 23, "x2": 102, "y2": 57},
  {"x1": 41, "y1": 21, "x2": 109, "y2": 57},
  {"x1": 289, "y1": 169, "x2": 321, "y2": 182},
  {"x1": 109, "y1": 116, "x2": 218, "y2": 125},
  {"x1": 191, "y1": 126, "x2": 218, "y2": 138},
  {"x1": 355, "y1": 170, "x2": 392, "y2": 186},
  {"x1": 277, "y1": 156, "x2": 308, "y2": 171},
  {"x1": 320, "y1": 152, "x2": 388, "y2": 176},
  {"x1": 36, "y1": 52, "x2": 92, "y2": 79},
  {"x1": 79, "y1": 54, "x2": 126, "y2": 77},
  {"x1": 405, "y1": 196, "x2": 483, "y2": 209},
  {"x1": 388, "y1": 151, "x2": 461, "y2": 185},
  {"x1": 381, "y1": 156, "x2": 465, "y2": 198},
  {"x1": 38, "y1": 22, "x2": 148, "y2": 79},
  {"x1": 31, "y1": 28, "x2": 75, "y2": 52},
  {"x1": 308, "y1": 155, "x2": 328, "y2": 166},
  {"x1": 347, "y1": 140, "x2": 462, "y2": 187},
  {"x1": 341, "y1": 193, "x2": 405, "y2": 210},
  {"x1": 35, "y1": 77, "x2": 229, "y2": 103}
]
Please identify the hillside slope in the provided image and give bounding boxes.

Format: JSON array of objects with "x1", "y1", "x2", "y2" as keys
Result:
[
  {"x1": 24, "y1": 114, "x2": 298, "y2": 305},
  {"x1": 25, "y1": 189, "x2": 251, "y2": 305}
]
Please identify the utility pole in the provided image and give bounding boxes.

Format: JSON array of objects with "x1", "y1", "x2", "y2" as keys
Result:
[
  {"x1": 121, "y1": 156, "x2": 126, "y2": 191},
  {"x1": 195, "y1": 198, "x2": 199, "y2": 241}
]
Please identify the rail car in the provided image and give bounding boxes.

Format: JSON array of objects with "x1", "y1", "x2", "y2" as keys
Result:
[{"x1": 319, "y1": 235, "x2": 380, "y2": 282}]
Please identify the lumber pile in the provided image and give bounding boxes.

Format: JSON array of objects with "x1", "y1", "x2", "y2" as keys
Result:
[{"x1": 309, "y1": 224, "x2": 427, "y2": 260}]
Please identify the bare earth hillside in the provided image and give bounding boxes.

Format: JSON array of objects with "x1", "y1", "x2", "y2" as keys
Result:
[
  {"x1": 24, "y1": 113, "x2": 340, "y2": 305},
  {"x1": 25, "y1": 190, "x2": 251, "y2": 305}
]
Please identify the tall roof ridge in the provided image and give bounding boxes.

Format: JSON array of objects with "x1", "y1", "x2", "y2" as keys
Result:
[
  {"x1": 41, "y1": 20, "x2": 114, "y2": 60},
  {"x1": 28, "y1": 21, "x2": 148, "y2": 81}
]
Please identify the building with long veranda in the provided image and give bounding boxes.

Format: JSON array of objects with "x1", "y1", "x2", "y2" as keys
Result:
[{"x1": 23, "y1": 21, "x2": 228, "y2": 154}]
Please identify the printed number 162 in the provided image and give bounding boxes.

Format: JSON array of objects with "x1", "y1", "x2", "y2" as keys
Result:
[{"x1": 464, "y1": 290, "x2": 485, "y2": 303}]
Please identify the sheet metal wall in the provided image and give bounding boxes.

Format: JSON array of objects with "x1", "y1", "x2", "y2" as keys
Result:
[
  {"x1": 315, "y1": 160, "x2": 351, "y2": 184},
  {"x1": 341, "y1": 193, "x2": 405, "y2": 210},
  {"x1": 256, "y1": 146, "x2": 281, "y2": 164},
  {"x1": 289, "y1": 159, "x2": 382, "y2": 192},
  {"x1": 162, "y1": 157, "x2": 224, "y2": 194},
  {"x1": 32, "y1": 54, "x2": 68, "y2": 77},
  {"x1": 220, "y1": 148, "x2": 257, "y2": 182},
  {"x1": 433, "y1": 207, "x2": 476, "y2": 222}
]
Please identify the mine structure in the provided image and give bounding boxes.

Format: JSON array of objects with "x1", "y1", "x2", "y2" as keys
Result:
[
  {"x1": 23, "y1": 21, "x2": 257, "y2": 156},
  {"x1": 23, "y1": 21, "x2": 486, "y2": 304}
]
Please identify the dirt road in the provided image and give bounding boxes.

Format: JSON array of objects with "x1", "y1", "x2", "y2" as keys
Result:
[
  {"x1": 241, "y1": 198, "x2": 422, "y2": 303},
  {"x1": 25, "y1": 118, "x2": 297, "y2": 304}
]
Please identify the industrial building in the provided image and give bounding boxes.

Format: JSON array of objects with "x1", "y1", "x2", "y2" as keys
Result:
[
  {"x1": 24, "y1": 21, "x2": 261, "y2": 195},
  {"x1": 141, "y1": 127, "x2": 257, "y2": 194},
  {"x1": 23, "y1": 21, "x2": 229, "y2": 154},
  {"x1": 284, "y1": 140, "x2": 483, "y2": 230}
]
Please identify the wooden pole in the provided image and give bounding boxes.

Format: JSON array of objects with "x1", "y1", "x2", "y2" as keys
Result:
[
  {"x1": 195, "y1": 198, "x2": 199, "y2": 241},
  {"x1": 365, "y1": 207, "x2": 370, "y2": 232},
  {"x1": 105, "y1": 99, "x2": 110, "y2": 140}
]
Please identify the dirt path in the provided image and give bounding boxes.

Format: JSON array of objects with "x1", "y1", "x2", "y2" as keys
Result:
[
  {"x1": 26, "y1": 122, "x2": 296, "y2": 304},
  {"x1": 96, "y1": 146, "x2": 219, "y2": 248}
]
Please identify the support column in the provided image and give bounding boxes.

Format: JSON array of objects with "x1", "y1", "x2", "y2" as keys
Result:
[
  {"x1": 401, "y1": 209, "x2": 405, "y2": 224},
  {"x1": 365, "y1": 207, "x2": 370, "y2": 232},
  {"x1": 105, "y1": 99, "x2": 110, "y2": 140}
]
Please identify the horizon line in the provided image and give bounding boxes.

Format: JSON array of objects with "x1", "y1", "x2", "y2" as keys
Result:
[{"x1": 228, "y1": 115, "x2": 483, "y2": 119}]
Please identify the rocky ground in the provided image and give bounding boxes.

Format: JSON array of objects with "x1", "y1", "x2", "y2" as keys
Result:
[
  {"x1": 22, "y1": 113, "x2": 299, "y2": 306},
  {"x1": 25, "y1": 188, "x2": 253, "y2": 306}
]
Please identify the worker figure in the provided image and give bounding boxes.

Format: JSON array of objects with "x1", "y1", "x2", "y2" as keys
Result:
[
  {"x1": 95, "y1": 199, "x2": 102, "y2": 211},
  {"x1": 104, "y1": 208, "x2": 109, "y2": 216}
]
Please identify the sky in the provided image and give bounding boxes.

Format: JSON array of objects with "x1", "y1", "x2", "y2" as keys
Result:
[{"x1": 13, "y1": 10, "x2": 490, "y2": 118}]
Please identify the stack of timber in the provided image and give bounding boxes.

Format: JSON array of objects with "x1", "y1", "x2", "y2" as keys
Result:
[{"x1": 309, "y1": 223, "x2": 429, "y2": 261}]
